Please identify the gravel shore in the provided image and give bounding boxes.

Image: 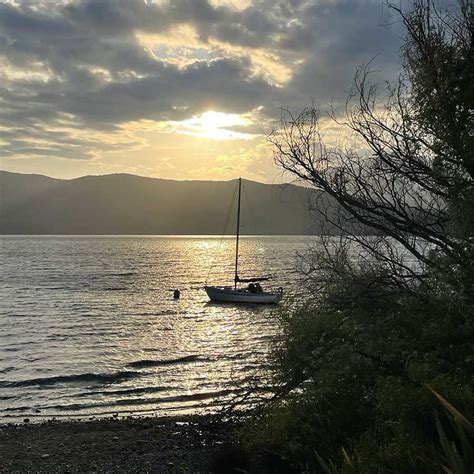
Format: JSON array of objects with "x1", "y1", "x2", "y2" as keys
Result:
[{"x1": 0, "y1": 414, "x2": 240, "y2": 473}]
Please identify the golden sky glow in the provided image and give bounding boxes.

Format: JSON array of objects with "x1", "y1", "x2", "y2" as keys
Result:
[{"x1": 0, "y1": 0, "x2": 402, "y2": 183}]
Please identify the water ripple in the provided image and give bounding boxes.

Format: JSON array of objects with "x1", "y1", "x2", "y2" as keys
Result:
[{"x1": 0, "y1": 235, "x2": 308, "y2": 422}]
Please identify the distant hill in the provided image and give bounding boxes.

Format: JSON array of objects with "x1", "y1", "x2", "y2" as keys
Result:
[{"x1": 0, "y1": 171, "x2": 332, "y2": 235}]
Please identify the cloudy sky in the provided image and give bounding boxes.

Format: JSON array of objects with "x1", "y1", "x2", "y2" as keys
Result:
[{"x1": 0, "y1": 0, "x2": 403, "y2": 182}]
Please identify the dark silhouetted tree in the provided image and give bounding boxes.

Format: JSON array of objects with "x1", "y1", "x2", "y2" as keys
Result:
[
  {"x1": 270, "y1": 0, "x2": 473, "y2": 293},
  {"x1": 247, "y1": 2, "x2": 474, "y2": 471}
]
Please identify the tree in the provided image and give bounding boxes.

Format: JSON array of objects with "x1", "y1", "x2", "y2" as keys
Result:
[
  {"x1": 245, "y1": 2, "x2": 474, "y2": 471},
  {"x1": 270, "y1": 0, "x2": 474, "y2": 292}
]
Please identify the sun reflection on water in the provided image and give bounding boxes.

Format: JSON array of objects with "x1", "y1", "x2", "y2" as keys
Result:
[{"x1": 0, "y1": 235, "x2": 309, "y2": 421}]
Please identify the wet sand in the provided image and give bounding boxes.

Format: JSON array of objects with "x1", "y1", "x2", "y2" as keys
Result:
[{"x1": 0, "y1": 414, "x2": 239, "y2": 473}]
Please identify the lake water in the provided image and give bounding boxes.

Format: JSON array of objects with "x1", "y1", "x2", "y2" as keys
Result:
[{"x1": 0, "y1": 236, "x2": 309, "y2": 423}]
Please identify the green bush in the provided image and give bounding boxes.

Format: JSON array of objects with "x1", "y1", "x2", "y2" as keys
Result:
[{"x1": 242, "y1": 267, "x2": 473, "y2": 472}]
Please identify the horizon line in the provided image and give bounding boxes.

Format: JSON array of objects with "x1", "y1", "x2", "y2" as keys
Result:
[{"x1": 0, "y1": 169, "x2": 302, "y2": 187}]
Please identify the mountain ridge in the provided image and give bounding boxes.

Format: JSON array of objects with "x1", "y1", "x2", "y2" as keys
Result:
[{"x1": 0, "y1": 171, "x2": 324, "y2": 235}]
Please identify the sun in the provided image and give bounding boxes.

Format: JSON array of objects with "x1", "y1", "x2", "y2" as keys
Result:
[
  {"x1": 198, "y1": 111, "x2": 246, "y2": 139},
  {"x1": 200, "y1": 111, "x2": 226, "y2": 133},
  {"x1": 179, "y1": 111, "x2": 252, "y2": 140}
]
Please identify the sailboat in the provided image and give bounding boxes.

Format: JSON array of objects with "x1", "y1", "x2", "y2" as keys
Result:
[{"x1": 204, "y1": 178, "x2": 284, "y2": 304}]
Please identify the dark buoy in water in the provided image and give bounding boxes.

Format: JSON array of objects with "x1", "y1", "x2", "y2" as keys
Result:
[{"x1": 173, "y1": 289, "x2": 181, "y2": 299}]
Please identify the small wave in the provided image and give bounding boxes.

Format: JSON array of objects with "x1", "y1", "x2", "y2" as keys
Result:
[
  {"x1": 127, "y1": 355, "x2": 202, "y2": 368},
  {"x1": 89, "y1": 272, "x2": 137, "y2": 280},
  {"x1": 218, "y1": 353, "x2": 248, "y2": 361},
  {"x1": 0, "y1": 398, "x2": 229, "y2": 420},
  {"x1": 4, "y1": 388, "x2": 242, "y2": 413},
  {"x1": 0, "y1": 366, "x2": 15, "y2": 374},
  {"x1": 46, "y1": 334, "x2": 71, "y2": 341},
  {"x1": 7, "y1": 386, "x2": 179, "y2": 409},
  {"x1": 159, "y1": 309, "x2": 178, "y2": 316},
  {"x1": 75, "y1": 385, "x2": 178, "y2": 398},
  {"x1": 0, "y1": 370, "x2": 141, "y2": 388},
  {"x1": 137, "y1": 310, "x2": 177, "y2": 316}
]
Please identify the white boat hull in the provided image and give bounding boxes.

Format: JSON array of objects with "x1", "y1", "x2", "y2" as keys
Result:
[{"x1": 204, "y1": 286, "x2": 283, "y2": 304}]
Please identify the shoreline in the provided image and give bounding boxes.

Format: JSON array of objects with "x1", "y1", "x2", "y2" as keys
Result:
[{"x1": 0, "y1": 413, "x2": 238, "y2": 472}]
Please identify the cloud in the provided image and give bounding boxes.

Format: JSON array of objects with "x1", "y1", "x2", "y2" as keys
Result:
[
  {"x1": 0, "y1": 57, "x2": 277, "y2": 126},
  {"x1": 0, "y1": 0, "x2": 404, "y2": 172}
]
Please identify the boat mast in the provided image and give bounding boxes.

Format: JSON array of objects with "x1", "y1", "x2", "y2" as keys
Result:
[{"x1": 234, "y1": 177, "x2": 241, "y2": 289}]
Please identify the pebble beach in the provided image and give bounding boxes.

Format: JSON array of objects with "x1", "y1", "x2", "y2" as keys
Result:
[{"x1": 0, "y1": 414, "x2": 238, "y2": 472}]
